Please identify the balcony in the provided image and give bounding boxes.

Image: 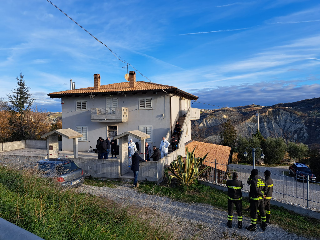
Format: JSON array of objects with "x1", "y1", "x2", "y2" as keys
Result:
[{"x1": 91, "y1": 107, "x2": 128, "y2": 123}]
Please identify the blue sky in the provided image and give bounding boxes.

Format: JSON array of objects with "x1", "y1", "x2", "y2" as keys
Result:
[{"x1": 0, "y1": 0, "x2": 319, "y2": 112}]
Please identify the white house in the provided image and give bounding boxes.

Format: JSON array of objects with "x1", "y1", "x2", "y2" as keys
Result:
[{"x1": 48, "y1": 71, "x2": 200, "y2": 152}]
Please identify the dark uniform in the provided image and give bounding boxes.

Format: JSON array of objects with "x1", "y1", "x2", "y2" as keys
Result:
[
  {"x1": 264, "y1": 170, "x2": 273, "y2": 223},
  {"x1": 226, "y1": 172, "x2": 243, "y2": 229},
  {"x1": 151, "y1": 147, "x2": 161, "y2": 161},
  {"x1": 246, "y1": 169, "x2": 267, "y2": 231}
]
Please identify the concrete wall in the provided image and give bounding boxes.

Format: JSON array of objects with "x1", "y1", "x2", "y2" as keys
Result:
[
  {"x1": 61, "y1": 92, "x2": 172, "y2": 151},
  {"x1": 26, "y1": 140, "x2": 46, "y2": 149},
  {"x1": 0, "y1": 140, "x2": 50, "y2": 153},
  {"x1": 1, "y1": 140, "x2": 25, "y2": 152},
  {"x1": 73, "y1": 158, "x2": 120, "y2": 179}
]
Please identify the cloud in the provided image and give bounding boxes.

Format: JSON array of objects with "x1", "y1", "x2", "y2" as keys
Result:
[
  {"x1": 192, "y1": 80, "x2": 320, "y2": 109},
  {"x1": 215, "y1": 2, "x2": 249, "y2": 8}
]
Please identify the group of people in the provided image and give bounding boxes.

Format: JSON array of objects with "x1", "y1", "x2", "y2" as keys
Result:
[
  {"x1": 96, "y1": 137, "x2": 119, "y2": 159},
  {"x1": 226, "y1": 169, "x2": 273, "y2": 231},
  {"x1": 128, "y1": 136, "x2": 172, "y2": 188}
]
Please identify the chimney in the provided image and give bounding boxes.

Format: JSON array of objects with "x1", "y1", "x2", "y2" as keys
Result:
[
  {"x1": 129, "y1": 71, "x2": 136, "y2": 88},
  {"x1": 94, "y1": 74, "x2": 100, "y2": 90}
]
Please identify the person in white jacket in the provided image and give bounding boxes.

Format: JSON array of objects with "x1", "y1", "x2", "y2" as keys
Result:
[
  {"x1": 128, "y1": 139, "x2": 137, "y2": 157},
  {"x1": 160, "y1": 137, "x2": 170, "y2": 159}
]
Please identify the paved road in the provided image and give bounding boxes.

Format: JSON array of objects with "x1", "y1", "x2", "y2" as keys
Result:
[{"x1": 228, "y1": 164, "x2": 320, "y2": 211}]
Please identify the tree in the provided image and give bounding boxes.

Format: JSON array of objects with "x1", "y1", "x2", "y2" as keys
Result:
[
  {"x1": 7, "y1": 73, "x2": 34, "y2": 113},
  {"x1": 235, "y1": 136, "x2": 262, "y2": 164},
  {"x1": 220, "y1": 119, "x2": 237, "y2": 149},
  {"x1": 309, "y1": 146, "x2": 320, "y2": 179},
  {"x1": 287, "y1": 142, "x2": 309, "y2": 162},
  {"x1": 262, "y1": 138, "x2": 287, "y2": 164},
  {"x1": 7, "y1": 73, "x2": 35, "y2": 140}
]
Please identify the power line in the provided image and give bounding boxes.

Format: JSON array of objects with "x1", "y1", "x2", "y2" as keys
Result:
[{"x1": 45, "y1": 0, "x2": 152, "y2": 82}]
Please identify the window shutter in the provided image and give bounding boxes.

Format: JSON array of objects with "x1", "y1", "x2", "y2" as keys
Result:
[
  {"x1": 112, "y1": 98, "x2": 118, "y2": 108},
  {"x1": 138, "y1": 125, "x2": 153, "y2": 143},
  {"x1": 145, "y1": 98, "x2": 152, "y2": 109},
  {"x1": 76, "y1": 101, "x2": 81, "y2": 110},
  {"x1": 82, "y1": 101, "x2": 87, "y2": 110},
  {"x1": 76, "y1": 126, "x2": 88, "y2": 141},
  {"x1": 139, "y1": 99, "x2": 145, "y2": 108}
]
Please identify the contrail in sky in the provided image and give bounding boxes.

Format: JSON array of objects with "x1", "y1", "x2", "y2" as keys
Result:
[
  {"x1": 180, "y1": 19, "x2": 320, "y2": 35},
  {"x1": 180, "y1": 28, "x2": 249, "y2": 35}
]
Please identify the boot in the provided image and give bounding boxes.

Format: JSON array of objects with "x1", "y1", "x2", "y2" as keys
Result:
[
  {"x1": 227, "y1": 220, "x2": 232, "y2": 228},
  {"x1": 261, "y1": 221, "x2": 267, "y2": 231},
  {"x1": 266, "y1": 214, "x2": 271, "y2": 224},
  {"x1": 246, "y1": 224, "x2": 257, "y2": 231},
  {"x1": 238, "y1": 221, "x2": 242, "y2": 229}
]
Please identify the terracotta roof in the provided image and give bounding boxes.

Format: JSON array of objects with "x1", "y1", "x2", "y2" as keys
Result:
[
  {"x1": 186, "y1": 141, "x2": 231, "y2": 172},
  {"x1": 48, "y1": 81, "x2": 198, "y2": 100}
]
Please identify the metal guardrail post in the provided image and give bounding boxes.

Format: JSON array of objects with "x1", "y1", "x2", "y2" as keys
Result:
[
  {"x1": 283, "y1": 171, "x2": 285, "y2": 198},
  {"x1": 307, "y1": 175, "x2": 309, "y2": 208},
  {"x1": 215, "y1": 159, "x2": 217, "y2": 183}
]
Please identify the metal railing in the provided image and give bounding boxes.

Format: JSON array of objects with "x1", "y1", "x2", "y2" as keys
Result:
[{"x1": 199, "y1": 162, "x2": 320, "y2": 211}]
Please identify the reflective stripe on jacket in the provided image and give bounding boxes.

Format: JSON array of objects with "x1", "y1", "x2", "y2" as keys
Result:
[{"x1": 226, "y1": 179, "x2": 243, "y2": 200}]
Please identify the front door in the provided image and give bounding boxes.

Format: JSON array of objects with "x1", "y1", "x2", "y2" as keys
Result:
[{"x1": 107, "y1": 126, "x2": 118, "y2": 139}]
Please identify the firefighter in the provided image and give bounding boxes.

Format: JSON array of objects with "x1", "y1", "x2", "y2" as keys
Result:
[
  {"x1": 264, "y1": 170, "x2": 273, "y2": 223},
  {"x1": 246, "y1": 169, "x2": 267, "y2": 231},
  {"x1": 226, "y1": 172, "x2": 243, "y2": 229}
]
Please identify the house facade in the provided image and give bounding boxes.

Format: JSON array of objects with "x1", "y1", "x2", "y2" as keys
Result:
[{"x1": 48, "y1": 71, "x2": 200, "y2": 151}]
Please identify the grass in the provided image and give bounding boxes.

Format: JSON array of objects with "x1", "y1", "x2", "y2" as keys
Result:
[
  {"x1": 135, "y1": 181, "x2": 320, "y2": 239},
  {"x1": 0, "y1": 166, "x2": 170, "y2": 240}
]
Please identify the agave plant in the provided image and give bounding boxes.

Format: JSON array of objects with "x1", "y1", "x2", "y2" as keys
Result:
[{"x1": 167, "y1": 147, "x2": 209, "y2": 186}]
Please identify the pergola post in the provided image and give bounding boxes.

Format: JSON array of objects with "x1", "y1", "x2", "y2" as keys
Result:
[
  {"x1": 73, "y1": 138, "x2": 78, "y2": 158},
  {"x1": 142, "y1": 139, "x2": 146, "y2": 160}
]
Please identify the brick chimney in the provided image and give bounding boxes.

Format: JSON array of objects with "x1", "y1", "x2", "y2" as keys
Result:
[
  {"x1": 129, "y1": 71, "x2": 136, "y2": 88},
  {"x1": 94, "y1": 74, "x2": 100, "y2": 90}
]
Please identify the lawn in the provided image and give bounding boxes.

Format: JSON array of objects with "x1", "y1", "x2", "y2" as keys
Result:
[{"x1": 0, "y1": 166, "x2": 170, "y2": 240}]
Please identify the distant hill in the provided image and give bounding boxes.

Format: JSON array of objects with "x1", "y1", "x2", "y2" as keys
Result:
[{"x1": 192, "y1": 97, "x2": 320, "y2": 146}]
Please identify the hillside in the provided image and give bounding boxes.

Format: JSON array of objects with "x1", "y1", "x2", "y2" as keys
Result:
[{"x1": 192, "y1": 97, "x2": 320, "y2": 146}]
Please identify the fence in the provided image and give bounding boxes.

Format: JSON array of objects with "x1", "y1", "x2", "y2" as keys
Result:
[{"x1": 199, "y1": 162, "x2": 320, "y2": 211}]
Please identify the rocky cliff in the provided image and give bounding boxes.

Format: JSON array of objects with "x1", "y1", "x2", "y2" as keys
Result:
[{"x1": 192, "y1": 97, "x2": 320, "y2": 146}]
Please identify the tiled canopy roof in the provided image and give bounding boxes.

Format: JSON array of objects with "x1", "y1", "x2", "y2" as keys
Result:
[
  {"x1": 41, "y1": 128, "x2": 83, "y2": 139},
  {"x1": 48, "y1": 81, "x2": 198, "y2": 100},
  {"x1": 186, "y1": 141, "x2": 231, "y2": 172}
]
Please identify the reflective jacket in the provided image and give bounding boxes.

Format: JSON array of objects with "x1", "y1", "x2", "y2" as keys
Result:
[
  {"x1": 226, "y1": 179, "x2": 243, "y2": 200},
  {"x1": 248, "y1": 175, "x2": 266, "y2": 200},
  {"x1": 264, "y1": 176, "x2": 273, "y2": 200}
]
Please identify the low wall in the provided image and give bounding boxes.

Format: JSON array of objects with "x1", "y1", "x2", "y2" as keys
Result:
[
  {"x1": 73, "y1": 158, "x2": 120, "y2": 179},
  {"x1": 0, "y1": 140, "x2": 55, "y2": 152},
  {"x1": 26, "y1": 140, "x2": 46, "y2": 149},
  {"x1": 1, "y1": 140, "x2": 25, "y2": 152},
  {"x1": 199, "y1": 180, "x2": 320, "y2": 220}
]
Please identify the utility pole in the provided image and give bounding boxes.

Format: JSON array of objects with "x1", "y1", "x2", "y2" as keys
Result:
[{"x1": 256, "y1": 111, "x2": 260, "y2": 132}]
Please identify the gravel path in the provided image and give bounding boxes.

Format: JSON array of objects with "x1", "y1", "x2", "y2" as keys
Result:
[{"x1": 75, "y1": 183, "x2": 312, "y2": 240}]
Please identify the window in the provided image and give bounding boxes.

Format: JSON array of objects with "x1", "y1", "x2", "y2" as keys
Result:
[
  {"x1": 76, "y1": 126, "x2": 88, "y2": 141},
  {"x1": 139, "y1": 98, "x2": 152, "y2": 109},
  {"x1": 76, "y1": 100, "x2": 87, "y2": 110},
  {"x1": 138, "y1": 125, "x2": 153, "y2": 143},
  {"x1": 106, "y1": 98, "x2": 118, "y2": 113}
]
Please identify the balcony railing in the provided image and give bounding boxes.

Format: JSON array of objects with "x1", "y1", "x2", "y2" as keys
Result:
[{"x1": 91, "y1": 107, "x2": 128, "y2": 122}]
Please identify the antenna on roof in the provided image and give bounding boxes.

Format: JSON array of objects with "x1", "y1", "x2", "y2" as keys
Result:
[{"x1": 123, "y1": 63, "x2": 129, "y2": 81}]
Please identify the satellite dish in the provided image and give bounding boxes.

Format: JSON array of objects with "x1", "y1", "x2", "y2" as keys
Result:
[{"x1": 125, "y1": 74, "x2": 129, "y2": 81}]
